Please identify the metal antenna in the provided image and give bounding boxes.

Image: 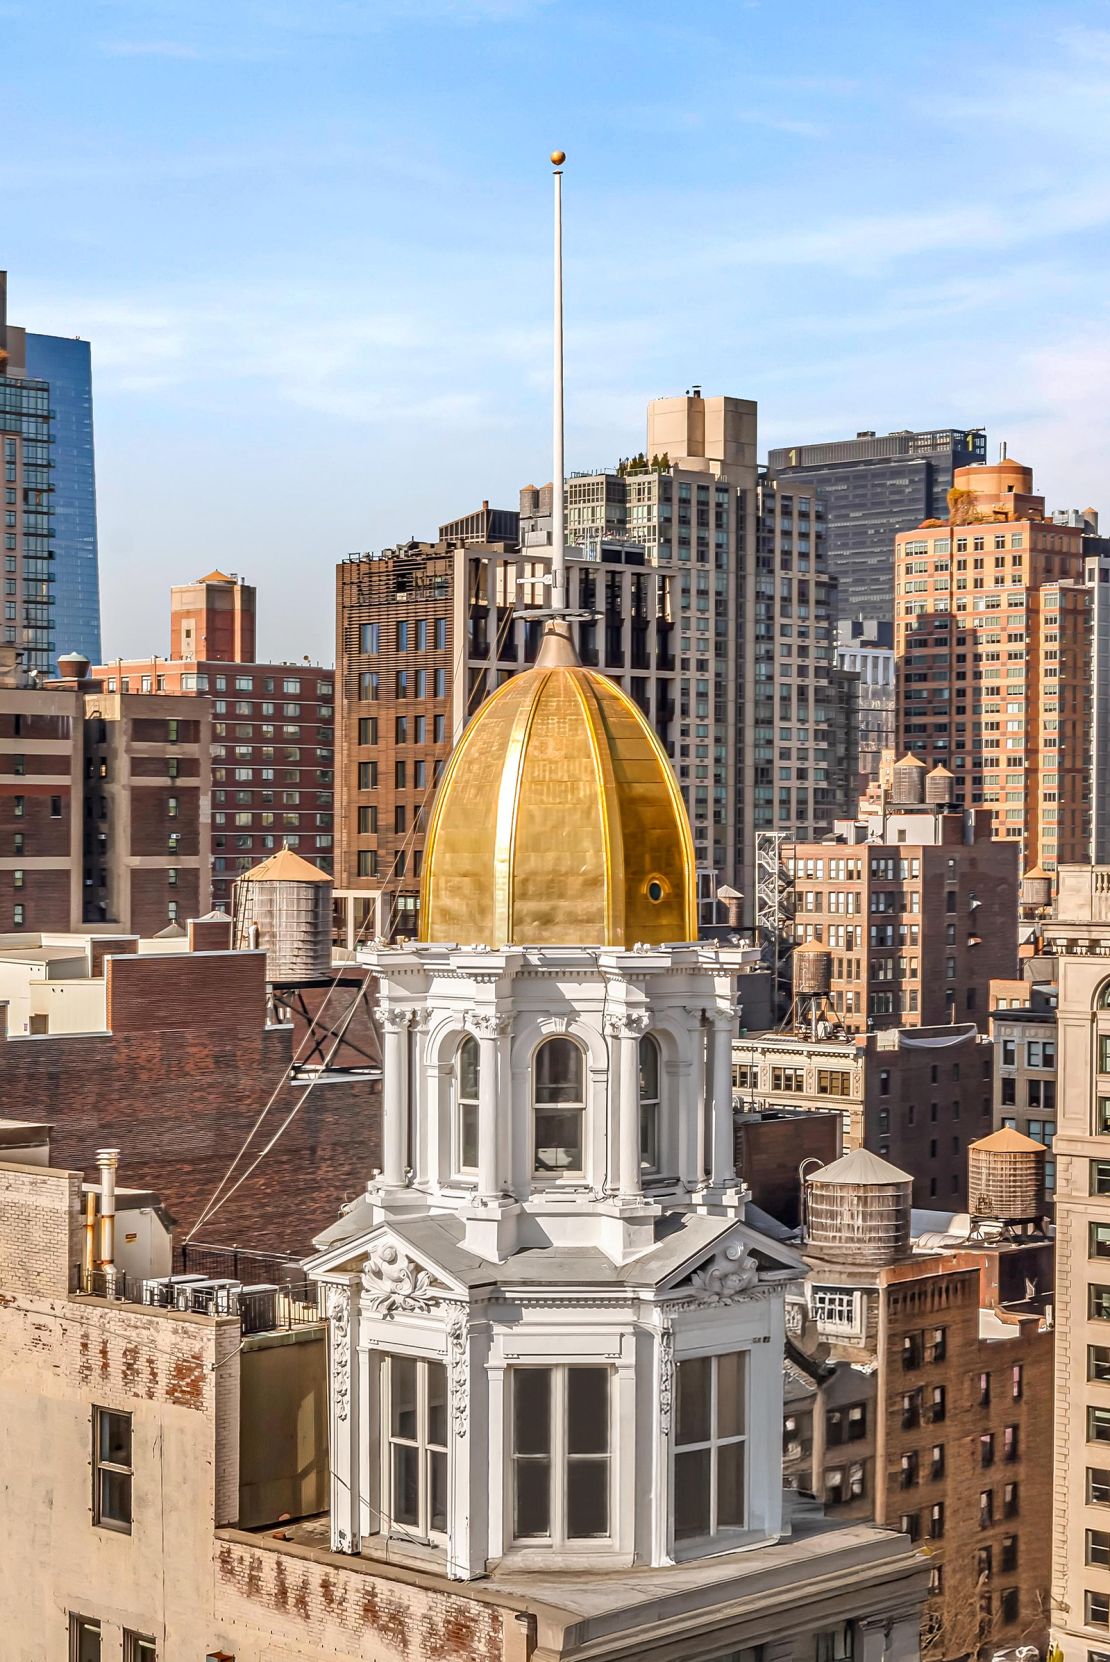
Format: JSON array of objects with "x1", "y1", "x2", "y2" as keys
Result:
[{"x1": 551, "y1": 149, "x2": 567, "y2": 614}]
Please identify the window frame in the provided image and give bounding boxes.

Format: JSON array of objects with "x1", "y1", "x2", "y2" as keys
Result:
[
  {"x1": 69, "y1": 1614, "x2": 101, "y2": 1662},
  {"x1": 454, "y1": 1034, "x2": 479, "y2": 1177},
  {"x1": 123, "y1": 1635, "x2": 156, "y2": 1662},
  {"x1": 672, "y1": 1350, "x2": 748, "y2": 1549},
  {"x1": 508, "y1": 1364, "x2": 613, "y2": 1549},
  {"x1": 382, "y1": 1353, "x2": 448, "y2": 1546},
  {"x1": 531, "y1": 1036, "x2": 586, "y2": 1178},
  {"x1": 639, "y1": 1033, "x2": 662, "y2": 1175},
  {"x1": 92, "y1": 1405, "x2": 133, "y2": 1533}
]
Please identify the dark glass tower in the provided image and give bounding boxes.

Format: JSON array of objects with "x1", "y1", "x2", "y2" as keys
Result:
[
  {"x1": 767, "y1": 427, "x2": 987, "y2": 623},
  {"x1": 25, "y1": 333, "x2": 101, "y2": 663}
]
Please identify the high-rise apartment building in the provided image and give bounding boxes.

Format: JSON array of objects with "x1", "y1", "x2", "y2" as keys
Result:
[
  {"x1": 95, "y1": 573, "x2": 334, "y2": 910},
  {"x1": 786, "y1": 794, "x2": 1018, "y2": 1033},
  {"x1": 23, "y1": 330, "x2": 101, "y2": 663},
  {"x1": 838, "y1": 619, "x2": 895, "y2": 791},
  {"x1": 335, "y1": 393, "x2": 840, "y2": 938},
  {"x1": 0, "y1": 647, "x2": 210, "y2": 933},
  {"x1": 895, "y1": 458, "x2": 1091, "y2": 873},
  {"x1": 0, "y1": 275, "x2": 55, "y2": 674},
  {"x1": 1045, "y1": 865, "x2": 1110, "y2": 1659},
  {"x1": 768, "y1": 427, "x2": 987, "y2": 622}
]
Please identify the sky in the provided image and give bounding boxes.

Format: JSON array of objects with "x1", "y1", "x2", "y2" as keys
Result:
[{"x1": 5, "y1": 0, "x2": 1110, "y2": 665}]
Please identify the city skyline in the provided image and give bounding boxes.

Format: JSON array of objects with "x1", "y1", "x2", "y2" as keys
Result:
[{"x1": 6, "y1": 0, "x2": 1110, "y2": 664}]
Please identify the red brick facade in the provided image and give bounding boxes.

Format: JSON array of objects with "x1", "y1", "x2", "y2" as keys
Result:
[{"x1": 0, "y1": 950, "x2": 377, "y2": 1254}]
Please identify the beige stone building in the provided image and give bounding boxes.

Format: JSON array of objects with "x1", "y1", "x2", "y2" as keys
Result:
[
  {"x1": 1048, "y1": 866, "x2": 1110, "y2": 1658},
  {"x1": 0, "y1": 1149, "x2": 930, "y2": 1662}
]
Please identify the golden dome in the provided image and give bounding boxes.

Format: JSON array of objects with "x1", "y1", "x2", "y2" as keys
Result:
[{"x1": 419, "y1": 625, "x2": 696, "y2": 948}]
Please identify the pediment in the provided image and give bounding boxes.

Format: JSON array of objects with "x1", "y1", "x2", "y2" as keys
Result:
[
  {"x1": 308, "y1": 1219, "x2": 468, "y2": 1314},
  {"x1": 657, "y1": 1218, "x2": 804, "y2": 1302}
]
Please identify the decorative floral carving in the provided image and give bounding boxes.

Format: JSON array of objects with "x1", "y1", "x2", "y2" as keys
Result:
[
  {"x1": 466, "y1": 1011, "x2": 511, "y2": 1039},
  {"x1": 363, "y1": 1242, "x2": 436, "y2": 1316},
  {"x1": 375, "y1": 1004, "x2": 416, "y2": 1029},
  {"x1": 690, "y1": 1241, "x2": 759, "y2": 1302},
  {"x1": 659, "y1": 1329, "x2": 675, "y2": 1435},
  {"x1": 447, "y1": 1306, "x2": 469, "y2": 1437},
  {"x1": 606, "y1": 1011, "x2": 650, "y2": 1038},
  {"x1": 327, "y1": 1284, "x2": 351, "y2": 1423}
]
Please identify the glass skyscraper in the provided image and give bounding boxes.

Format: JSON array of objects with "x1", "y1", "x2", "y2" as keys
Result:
[{"x1": 24, "y1": 333, "x2": 101, "y2": 663}]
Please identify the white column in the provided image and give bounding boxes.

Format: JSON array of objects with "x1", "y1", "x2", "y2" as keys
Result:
[
  {"x1": 609, "y1": 1013, "x2": 647, "y2": 1199},
  {"x1": 710, "y1": 1014, "x2": 736, "y2": 1186},
  {"x1": 619, "y1": 1026, "x2": 643, "y2": 1197},
  {"x1": 476, "y1": 1019, "x2": 500, "y2": 1200},
  {"x1": 327, "y1": 1279, "x2": 362, "y2": 1553},
  {"x1": 377, "y1": 1005, "x2": 411, "y2": 1187}
]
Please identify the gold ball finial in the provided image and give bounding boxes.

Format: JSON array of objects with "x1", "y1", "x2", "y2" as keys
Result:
[{"x1": 551, "y1": 150, "x2": 566, "y2": 167}]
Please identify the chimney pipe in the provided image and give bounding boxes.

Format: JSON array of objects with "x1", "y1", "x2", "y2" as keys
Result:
[
  {"x1": 83, "y1": 1190, "x2": 97, "y2": 1288},
  {"x1": 96, "y1": 1147, "x2": 120, "y2": 1288}
]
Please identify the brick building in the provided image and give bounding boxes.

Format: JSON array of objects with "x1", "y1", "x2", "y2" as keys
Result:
[
  {"x1": 895, "y1": 458, "x2": 1091, "y2": 871},
  {"x1": 734, "y1": 1023, "x2": 994, "y2": 1209},
  {"x1": 0, "y1": 649, "x2": 210, "y2": 934},
  {"x1": 95, "y1": 572, "x2": 334, "y2": 911},
  {"x1": 785, "y1": 797, "x2": 1019, "y2": 1033},
  {"x1": 0, "y1": 924, "x2": 374, "y2": 1252},
  {"x1": 0, "y1": 1152, "x2": 928, "y2": 1662},
  {"x1": 786, "y1": 1144, "x2": 1054, "y2": 1662}
]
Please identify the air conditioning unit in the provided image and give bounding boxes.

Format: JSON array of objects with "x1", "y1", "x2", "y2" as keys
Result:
[{"x1": 142, "y1": 1274, "x2": 206, "y2": 1308}]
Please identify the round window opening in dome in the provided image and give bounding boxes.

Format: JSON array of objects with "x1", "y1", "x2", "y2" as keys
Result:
[{"x1": 646, "y1": 877, "x2": 667, "y2": 904}]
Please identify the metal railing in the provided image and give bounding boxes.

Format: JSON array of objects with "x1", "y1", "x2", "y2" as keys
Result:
[{"x1": 70, "y1": 1267, "x2": 325, "y2": 1336}]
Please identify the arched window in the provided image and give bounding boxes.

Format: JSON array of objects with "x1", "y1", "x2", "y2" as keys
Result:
[
  {"x1": 456, "y1": 1034, "x2": 479, "y2": 1173},
  {"x1": 639, "y1": 1034, "x2": 661, "y2": 1173},
  {"x1": 533, "y1": 1036, "x2": 585, "y2": 1174}
]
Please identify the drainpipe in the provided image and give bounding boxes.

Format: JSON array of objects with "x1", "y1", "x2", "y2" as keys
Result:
[
  {"x1": 82, "y1": 1191, "x2": 97, "y2": 1289},
  {"x1": 96, "y1": 1147, "x2": 120, "y2": 1293}
]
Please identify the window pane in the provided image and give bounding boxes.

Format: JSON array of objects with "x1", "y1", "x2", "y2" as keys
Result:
[
  {"x1": 717, "y1": 1353, "x2": 745, "y2": 1440},
  {"x1": 460, "y1": 1103, "x2": 479, "y2": 1170},
  {"x1": 429, "y1": 1449, "x2": 448, "y2": 1535},
  {"x1": 513, "y1": 1370, "x2": 551, "y2": 1455},
  {"x1": 639, "y1": 1035, "x2": 659, "y2": 1100},
  {"x1": 392, "y1": 1443, "x2": 419, "y2": 1526},
  {"x1": 567, "y1": 1459, "x2": 609, "y2": 1538},
  {"x1": 674, "y1": 1446, "x2": 711, "y2": 1538},
  {"x1": 534, "y1": 1109, "x2": 583, "y2": 1172},
  {"x1": 99, "y1": 1410, "x2": 131, "y2": 1466},
  {"x1": 675, "y1": 1356, "x2": 711, "y2": 1446},
  {"x1": 514, "y1": 1459, "x2": 551, "y2": 1537},
  {"x1": 391, "y1": 1356, "x2": 418, "y2": 1440},
  {"x1": 717, "y1": 1440, "x2": 745, "y2": 1529},
  {"x1": 74, "y1": 1620, "x2": 102, "y2": 1662},
  {"x1": 427, "y1": 1362, "x2": 447, "y2": 1448},
  {"x1": 534, "y1": 1038, "x2": 583, "y2": 1103},
  {"x1": 98, "y1": 1469, "x2": 131, "y2": 1527},
  {"x1": 458, "y1": 1035, "x2": 478, "y2": 1100},
  {"x1": 567, "y1": 1368, "x2": 609, "y2": 1454}
]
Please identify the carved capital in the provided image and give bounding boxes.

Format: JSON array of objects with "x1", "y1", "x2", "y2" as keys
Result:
[
  {"x1": 467, "y1": 1011, "x2": 512, "y2": 1039},
  {"x1": 375, "y1": 1004, "x2": 416, "y2": 1030},
  {"x1": 606, "y1": 1011, "x2": 650, "y2": 1039}
]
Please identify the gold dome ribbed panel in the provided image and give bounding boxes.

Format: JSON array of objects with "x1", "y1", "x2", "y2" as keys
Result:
[{"x1": 419, "y1": 650, "x2": 696, "y2": 948}]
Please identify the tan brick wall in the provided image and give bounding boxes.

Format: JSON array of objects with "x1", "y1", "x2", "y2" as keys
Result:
[{"x1": 0, "y1": 1162, "x2": 83, "y2": 1297}]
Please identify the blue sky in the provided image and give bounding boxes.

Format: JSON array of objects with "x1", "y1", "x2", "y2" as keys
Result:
[{"x1": 7, "y1": 0, "x2": 1110, "y2": 663}]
